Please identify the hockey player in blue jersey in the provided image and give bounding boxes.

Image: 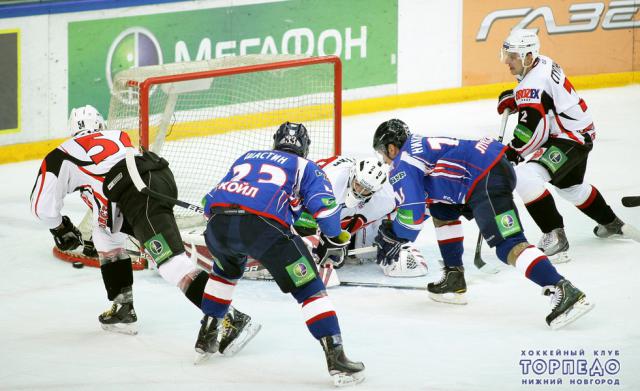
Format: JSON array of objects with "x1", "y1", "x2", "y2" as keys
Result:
[
  {"x1": 371, "y1": 119, "x2": 593, "y2": 329},
  {"x1": 196, "y1": 122, "x2": 364, "y2": 386}
]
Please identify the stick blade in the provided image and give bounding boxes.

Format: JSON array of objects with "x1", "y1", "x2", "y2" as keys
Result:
[{"x1": 622, "y1": 196, "x2": 640, "y2": 208}]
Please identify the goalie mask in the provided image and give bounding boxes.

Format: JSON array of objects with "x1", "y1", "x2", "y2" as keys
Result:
[
  {"x1": 345, "y1": 158, "x2": 389, "y2": 208},
  {"x1": 273, "y1": 122, "x2": 311, "y2": 158},
  {"x1": 69, "y1": 105, "x2": 106, "y2": 136}
]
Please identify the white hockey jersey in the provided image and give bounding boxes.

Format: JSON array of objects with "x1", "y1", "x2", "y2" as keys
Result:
[
  {"x1": 511, "y1": 55, "x2": 595, "y2": 158},
  {"x1": 30, "y1": 129, "x2": 137, "y2": 250},
  {"x1": 316, "y1": 156, "x2": 396, "y2": 232}
]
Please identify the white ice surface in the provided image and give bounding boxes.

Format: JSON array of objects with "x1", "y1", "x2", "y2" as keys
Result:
[{"x1": 1, "y1": 85, "x2": 639, "y2": 390}]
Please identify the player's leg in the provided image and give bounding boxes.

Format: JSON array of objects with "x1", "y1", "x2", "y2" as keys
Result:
[
  {"x1": 515, "y1": 162, "x2": 569, "y2": 262},
  {"x1": 195, "y1": 213, "x2": 260, "y2": 361},
  {"x1": 106, "y1": 159, "x2": 258, "y2": 348},
  {"x1": 92, "y1": 228, "x2": 137, "y2": 335},
  {"x1": 471, "y1": 158, "x2": 593, "y2": 328},
  {"x1": 553, "y1": 158, "x2": 636, "y2": 240},
  {"x1": 244, "y1": 214, "x2": 364, "y2": 386},
  {"x1": 426, "y1": 204, "x2": 467, "y2": 304}
]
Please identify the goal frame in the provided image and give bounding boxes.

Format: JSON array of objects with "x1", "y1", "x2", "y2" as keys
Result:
[{"x1": 129, "y1": 55, "x2": 342, "y2": 155}]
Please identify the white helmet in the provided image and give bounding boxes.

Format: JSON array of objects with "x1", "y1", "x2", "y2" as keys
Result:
[
  {"x1": 344, "y1": 158, "x2": 389, "y2": 208},
  {"x1": 68, "y1": 105, "x2": 106, "y2": 136},
  {"x1": 501, "y1": 29, "x2": 540, "y2": 69}
]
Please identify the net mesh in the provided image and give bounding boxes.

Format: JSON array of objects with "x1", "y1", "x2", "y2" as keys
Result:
[{"x1": 107, "y1": 55, "x2": 339, "y2": 226}]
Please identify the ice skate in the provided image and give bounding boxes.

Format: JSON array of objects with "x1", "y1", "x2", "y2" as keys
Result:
[
  {"x1": 98, "y1": 302, "x2": 137, "y2": 335},
  {"x1": 320, "y1": 335, "x2": 365, "y2": 387},
  {"x1": 594, "y1": 217, "x2": 640, "y2": 242},
  {"x1": 543, "y1": 279, "x2": 594, "y2": 330},
  {"x1": 194, "y1": 315, "x2": 220, "y2": 364},
  {"x1": 98, "y1": 289, "x2": 137, "y2": 335},
  {"x1": 218, "y1": 307, "x2": 262, "y2": 357},
  {"x1": 427, "y1": 266, "x2": 467, "y2": 305},
  {"x1": 537, "y1": 228, "x2": 571, "y2": 264}
]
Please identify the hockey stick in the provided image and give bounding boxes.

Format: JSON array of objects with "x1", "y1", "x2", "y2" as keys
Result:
[
  {"x1": 473, "y1": 109, "x2": 511, "y2": 274},
  {"x1": 125, "y1": 149, "x2": 205, "y2": 215},
  {"x1": 337, "y1": 281, "x2": 427, "y2": 290},
  {"x1": 622, "y1": 196, "x2": 640, "y2": 208}
]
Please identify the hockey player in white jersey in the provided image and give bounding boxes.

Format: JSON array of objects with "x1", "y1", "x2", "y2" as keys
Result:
[
  {"x1": 293, "y1": 156, "x2": 428, "y2": 277},
  {"x1": 497, "y1": 29, "x2": 639, "y2": 263},
  {"x1": 30, "y1": 105, "x2": 259, "y2": 354}
]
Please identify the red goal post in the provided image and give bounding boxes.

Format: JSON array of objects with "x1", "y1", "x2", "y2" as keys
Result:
[{"x1": 108, "y1": 55, "x2": 342, "y2": 227}]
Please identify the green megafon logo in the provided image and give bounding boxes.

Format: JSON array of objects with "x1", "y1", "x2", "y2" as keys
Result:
[{"x1": 106, "y1": 27, "x2": 163, "y2": 101}]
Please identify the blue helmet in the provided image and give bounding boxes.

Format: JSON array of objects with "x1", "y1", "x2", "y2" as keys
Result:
[{"x1": 273, "y1": 122, "x2": 311, "y2": 158}]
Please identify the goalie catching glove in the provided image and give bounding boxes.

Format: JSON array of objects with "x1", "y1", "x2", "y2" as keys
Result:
[
  {"x1": 316, "y1": 230, "x2": 351, "y2": 269},
  {"x1": 374, "y1": 221, "x2": 409, "y2": 266},
  {"x1": 50, "y1": 215, "x2": 83, "y2": 251}
]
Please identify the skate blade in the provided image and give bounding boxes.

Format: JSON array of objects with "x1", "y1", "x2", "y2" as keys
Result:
[
  {"x1": 428, "y1": 292, "x2": 468, "y2": 305},
  {"x1": 220, "y1": 321, "x2": 262, "y2": 357},
  {"x1": 549, "y1": 251, "x2": 571, "y2": 264},
  {"x1": 622, "y1": 224, "x2": 640, "y2": 243},
  {"x1": 193, "y1": 350, "x2": 212, "y2": 365},
  {"x1": 100, "y1": 323, "x2": 138, "y2": 335},
  {"x1": 477, "y1": 263, "x2": 501, "y2": 274},
  {"x1": 550, "y1": 298, "x2": 595, "y2": 330},
  {"x1": 332, "y1": 370, "x2": 365, "y2": 387}
]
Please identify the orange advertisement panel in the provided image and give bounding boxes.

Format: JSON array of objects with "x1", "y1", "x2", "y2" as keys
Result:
[{"x1": 463, "y1": 0, "x2": 640, "y2": 86}]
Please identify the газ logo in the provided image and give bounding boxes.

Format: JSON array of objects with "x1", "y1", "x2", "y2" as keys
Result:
[
  {"x1": 476, "y1": 2, "x2": 640, "y2": 41},
  {"x1": 105, "y1": 27, "x2": 163, "y2": 91}
]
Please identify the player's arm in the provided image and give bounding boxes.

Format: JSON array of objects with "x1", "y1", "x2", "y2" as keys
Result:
[
  {"x1": 30, "y1": 149, "x2": 70, "y2": 228},
  {"x1": 298, "y1": 160, "x2": 350, "y2": 267},
  {"x1": 498, "y1": 90, "x2": 554, "y2": 162},
  {"x1": 30, "y1": 149, "x2": 83, "y2": 250},
  {"x1": 374, "y1": 159, "x2": 426, "y2": 265}
]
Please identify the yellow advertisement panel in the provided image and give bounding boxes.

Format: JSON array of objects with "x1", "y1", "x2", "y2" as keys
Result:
[{"x1": 463, "y1": 1, "x2": 640, "y2": 86}]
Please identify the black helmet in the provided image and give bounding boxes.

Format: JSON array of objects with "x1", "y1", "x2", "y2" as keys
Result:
[
  {"x1": 372, "y1": 119, "x2": 411, "y2": 154},
  {"x1": 273, "y1": 122, "x2": 311, "y2": 158}
]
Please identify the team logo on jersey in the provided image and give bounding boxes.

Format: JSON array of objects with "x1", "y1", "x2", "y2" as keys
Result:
[
  {"x1": 515, "y1": 88, "x2": 541, "y2": 102},
  {"x1": 286, "y1": 256, "x2": 316, "y2": 287},
  {"x1": 389, "y1": 171, "x2": 406, "y2": 185},
  {"x1": 315, "y1": 169, "x2": 328, "y2": 180},
  {"x1": 495, "y1": 210, "x2": 522, "y2": 238},
  {"x1": 143, "y1": 233, "x2": 173, "y2": 265},
  {"x1": 106, "y1": 27, "x2": 163, "y2": 103}
]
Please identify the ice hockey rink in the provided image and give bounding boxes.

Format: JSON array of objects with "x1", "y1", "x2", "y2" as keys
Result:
[{"x1": 1, "y1": 85, "x2": 639, "y2": 390}]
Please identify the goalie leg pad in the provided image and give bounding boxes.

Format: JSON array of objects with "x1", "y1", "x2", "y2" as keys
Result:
[{"x1": 380, "y1": 244, "x2": 428, "y2": 277}]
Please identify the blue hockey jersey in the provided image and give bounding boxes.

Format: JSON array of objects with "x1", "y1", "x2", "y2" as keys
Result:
[
  {"x1": 388, "y1": 135, "x2": 507, "y2": 241},
  {"x1": 203, "y1": 149, "x2": 342, "y2": 237}
]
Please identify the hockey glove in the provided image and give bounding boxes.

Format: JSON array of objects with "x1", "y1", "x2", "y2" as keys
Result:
[
  {"x1": 316, "y1": 230, "x2": 351, "y2": 269},
  {"x1": 374, "y1": 220, "x2": 409, "y2": 266},
  {"x1": 50, "y1": 215, "x2": 83, "y2": 251},
  {"x1": 505, "y1": 145, "x2": 524, "y2": 165},
  {"x1": 497, "y1": 89, "x2": 517, "y2": 115}
]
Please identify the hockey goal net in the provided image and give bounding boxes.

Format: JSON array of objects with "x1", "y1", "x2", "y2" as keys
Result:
[{"x1": 107, "y1": 55, "x2": 342, "y2": 227}]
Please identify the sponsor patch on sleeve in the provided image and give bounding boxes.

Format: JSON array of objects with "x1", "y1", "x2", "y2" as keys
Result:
[{"x1": 397, "y1": 208, "x2": 415, "y2": 226}]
